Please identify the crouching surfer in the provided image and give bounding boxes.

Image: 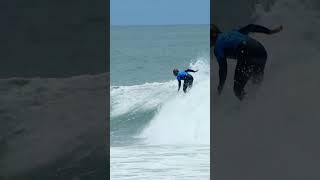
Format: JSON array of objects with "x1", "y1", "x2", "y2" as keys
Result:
[{"x1": 173, "y1": 68, "x2": 198, "y2": 93}]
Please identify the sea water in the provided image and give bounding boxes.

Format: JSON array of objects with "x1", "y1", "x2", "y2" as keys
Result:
[{"x1": 110, "y1": 25, "x2": 210, "y2": 179}]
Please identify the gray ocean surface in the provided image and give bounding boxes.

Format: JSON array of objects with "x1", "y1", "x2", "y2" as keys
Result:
[
  {"x1": 110, "y1": 25, "x2": 210, "y2": 179},
  {"x1": 0, "y1": 1, "x2": 108, "y2": 179}
]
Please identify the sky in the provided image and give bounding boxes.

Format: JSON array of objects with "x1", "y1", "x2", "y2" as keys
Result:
[{"x1": 111, "y1": 0, "x2": 210, "y2": 26}]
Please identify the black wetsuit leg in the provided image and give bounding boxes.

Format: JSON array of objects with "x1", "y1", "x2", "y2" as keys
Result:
[
  {"x1": 183, "y1": 74, "x2": 194, "y2": 93},
  {"x1": 233, "y1": 39, "x2": 267, "y2": 100},
  {"x1": 234, "y1": 58, "x2": 251, "y2": 100},
  {"x1": 250, "y1": 45, "x2": 267, "y2": 84}
]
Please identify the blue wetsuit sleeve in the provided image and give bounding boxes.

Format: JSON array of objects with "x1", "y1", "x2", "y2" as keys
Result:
[
  {"x1": 238, "y1": 24, "x2": 272, "y2": 35},
  {"x1": 178, "y1": 80, "x2": 181, "y2": 91},
  {"x1": 185, "y1": 69, "x2": 197, "y2": 73}
]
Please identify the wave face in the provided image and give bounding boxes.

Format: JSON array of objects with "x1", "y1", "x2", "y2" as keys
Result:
[
  {"x1": 212, "y1": 0, "x2": 320, "y2": 179},
  {"x1": 111, "y1": 56, "x2": 210, "y2": 146},
  {"x1": 0, "y1": 74, "x2": 108, "y2": 179}
]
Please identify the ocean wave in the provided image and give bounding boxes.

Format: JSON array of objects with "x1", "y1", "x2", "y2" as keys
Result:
[
  {"x1": 0, "y1": 73, "x2": 108, "y2": 176},
  {"x1": 111, "y1": 56, "x2": 210, "y2": 145}
]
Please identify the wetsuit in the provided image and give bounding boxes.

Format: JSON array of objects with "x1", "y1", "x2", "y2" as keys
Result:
[
  {"x1": 176, "y1": 69, "x2": 196, "y2": 93},
  {"x1": 213, "y1": 24, "x2": 271, "y2": 100}
]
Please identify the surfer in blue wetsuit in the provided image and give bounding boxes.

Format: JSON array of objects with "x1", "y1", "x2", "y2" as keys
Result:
[
  {"x1": 173, "y1": 68, "x2": 198, "y2": 93},
  {"x1": 211, "y1": 24, "x2": 283, "y2": 100}
]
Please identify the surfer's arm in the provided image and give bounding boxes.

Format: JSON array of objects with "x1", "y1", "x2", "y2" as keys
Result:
[
  {"x1": 178, "y1": 80, "x2": 181, "y2": 91},
  {"x1": 214, "y1": 47, "x2": 227, "y2": 94},
  {"x1": 185, "y1": 69, "x2": 198, "y2": 73},
  {"x1": 218, "y1": 58, "x2": 227, "y2": 94},
  {"x1": 239, "y1": 24, "x2": 283, "y2": 35}
]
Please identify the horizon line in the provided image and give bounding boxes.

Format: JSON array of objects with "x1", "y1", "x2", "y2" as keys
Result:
[{"x1": 110, "y1": 23, "x2": 210, "y2": 27}]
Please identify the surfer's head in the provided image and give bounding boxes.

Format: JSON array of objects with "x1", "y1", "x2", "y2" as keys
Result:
[
  {"x1": 211, "y1": 24, "x2": 221, "y2": 45},
  {"x1": 173, "y1": 68, "x2": 179, "y2": 76}
]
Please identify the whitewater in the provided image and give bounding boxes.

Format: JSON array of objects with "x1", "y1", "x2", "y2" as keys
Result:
[{"x1": 110, "y1": 57, "x2": 210, "y2": 179}]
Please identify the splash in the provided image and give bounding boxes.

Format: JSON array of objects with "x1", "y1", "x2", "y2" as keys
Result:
[{"x1": 140, "y1": 57, "x2": 210, "y2": 145}]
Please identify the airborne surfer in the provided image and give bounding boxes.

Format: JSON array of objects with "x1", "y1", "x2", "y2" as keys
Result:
[
  {"x1": 211, "y1": 24, "x2": 283, "y2": 100},
  {"x1": 173, "y1": 68, "x2": 198, "y2": 93}
]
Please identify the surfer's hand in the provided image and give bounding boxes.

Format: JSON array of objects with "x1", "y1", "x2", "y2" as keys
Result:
[
  {"x1": 271, "y1": 25, "x2": 283, "y2": 34},
  {"x1": 217, "y1": 85, "x2": 223, "y2": 95}
]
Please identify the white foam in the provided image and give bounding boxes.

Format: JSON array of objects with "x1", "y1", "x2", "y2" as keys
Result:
[
  {"x1": 140, "y1": 57, "x2": 210, "y2": 145},
  {"x1": 111, "y1": 81, "x2": 176, "y2": 117}
]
